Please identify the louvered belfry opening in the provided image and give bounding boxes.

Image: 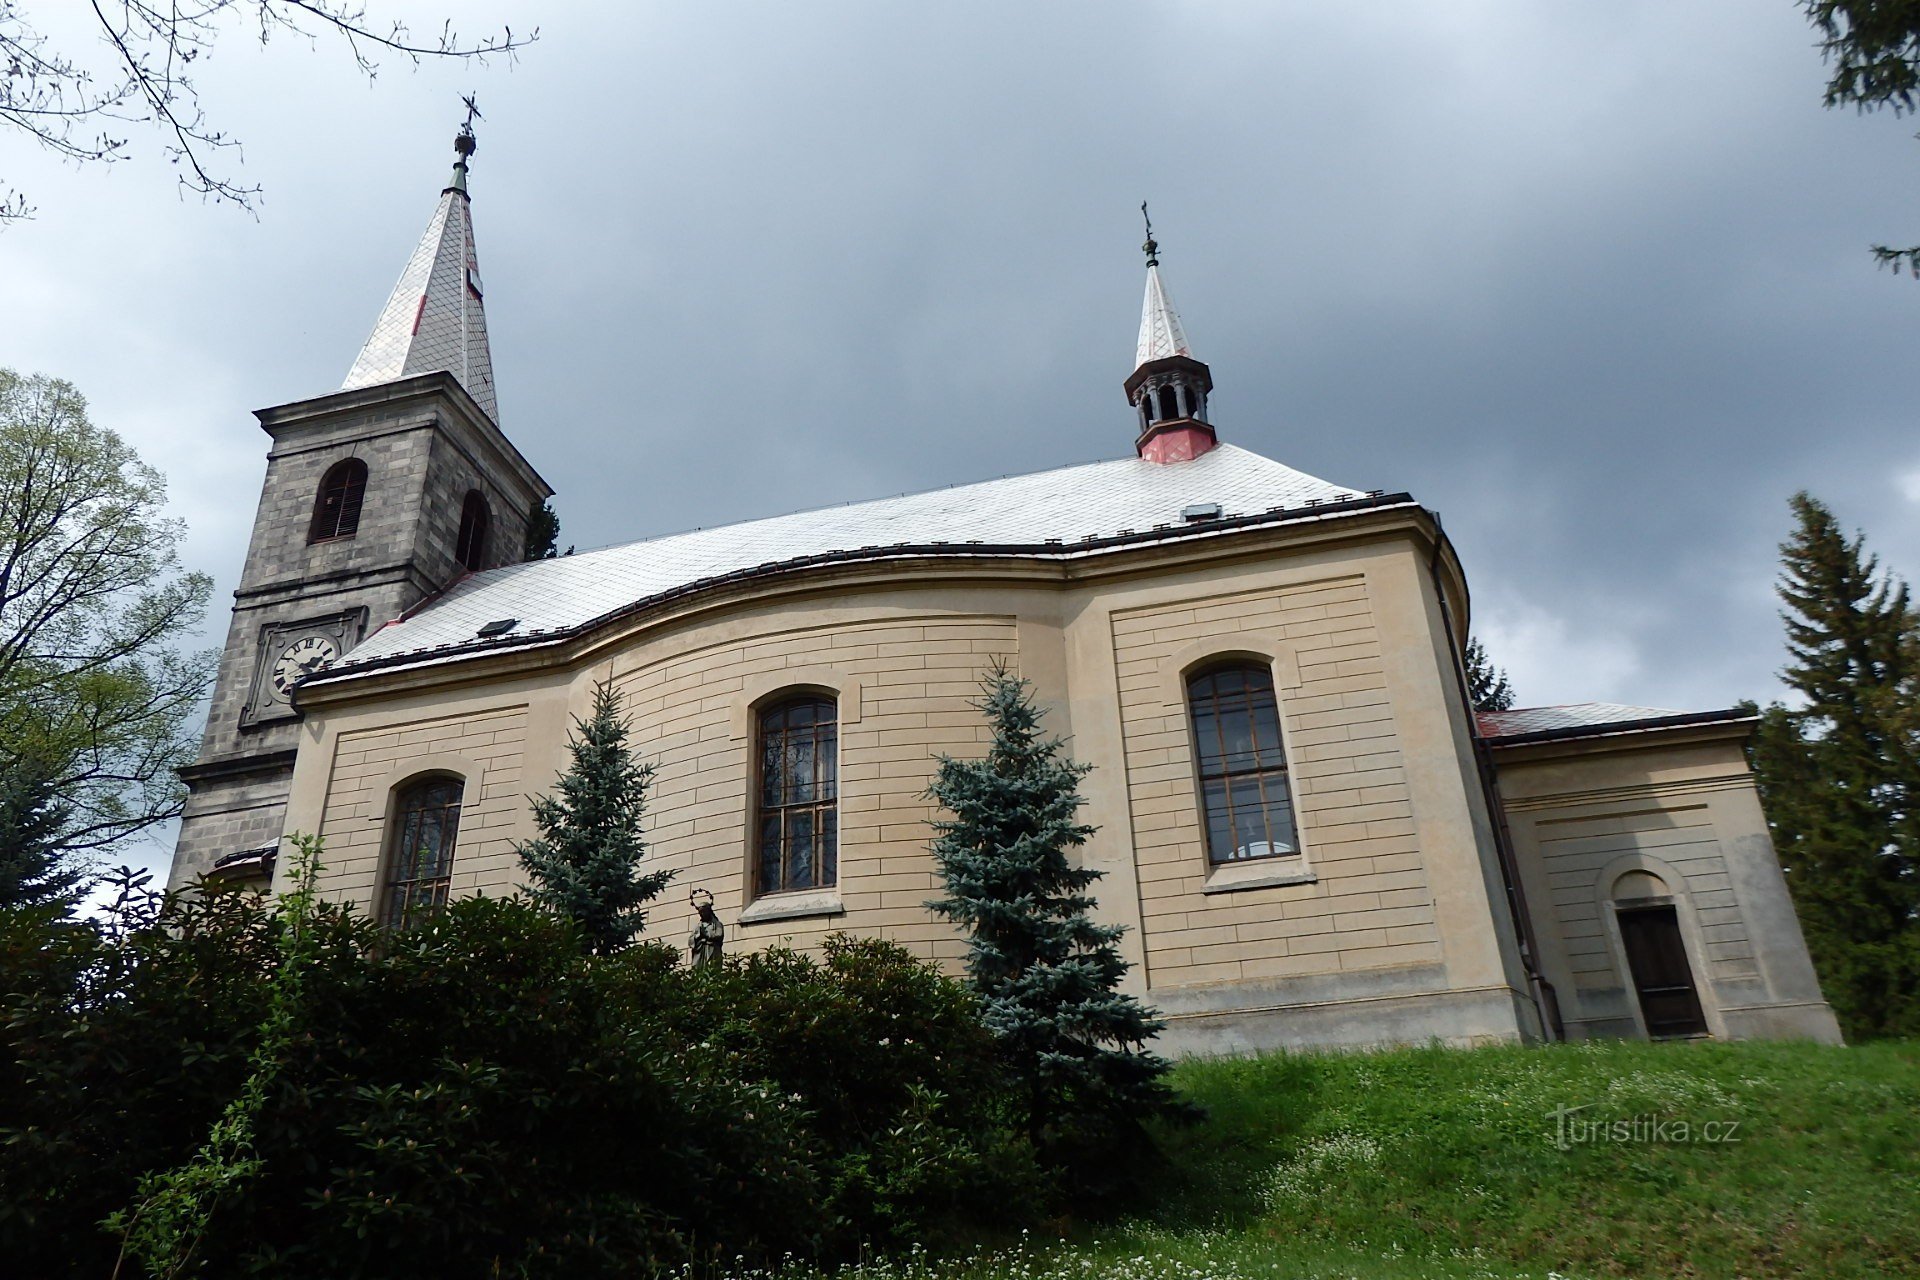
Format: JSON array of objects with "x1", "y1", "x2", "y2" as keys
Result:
[
  {"x1": 309, "y1": 458, "x2": 369, "y2": 542},
  {"x1": 455, "y1": 490, "x2": 490, "y2": 572}
]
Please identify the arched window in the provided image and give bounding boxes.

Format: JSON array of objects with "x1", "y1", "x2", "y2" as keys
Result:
[
  {"x1": 755, "y1": 695, "x2": 838, "y2": 896},
  {"x1": 309, "y1": 458, "x2": 368, "y2": 542},
  {"x1": 455, "y1": 490, "x2": 490, "y2": 572},
  {"x1": 1187, "y1": 663, "x2": 1297, "y2": 863},
  {"x1": 383, "y1": 775, "x2": 464, "y2": 930},
  {"x1": 1157, "y1": 385, "x2": 1180, "y2": 421}
]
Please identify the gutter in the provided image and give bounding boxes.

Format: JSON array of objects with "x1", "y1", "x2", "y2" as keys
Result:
[{"x1": 1423, "y1": 513, "x2": 1563, "y2": 1042}]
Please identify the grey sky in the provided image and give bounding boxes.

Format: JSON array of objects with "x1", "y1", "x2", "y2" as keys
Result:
[{"x1": 5, "y1": 2, "x2": 1919, "y2": 874}]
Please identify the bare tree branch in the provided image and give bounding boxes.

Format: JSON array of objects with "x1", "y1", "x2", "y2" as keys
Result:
[{"x1": 0, "y1": 1, "x2": 536, "y2": 224}]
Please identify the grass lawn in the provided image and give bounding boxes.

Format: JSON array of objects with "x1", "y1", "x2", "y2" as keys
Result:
[{"x1": 734, "y1": 1036, "x2": 1920, "y2": 1280}]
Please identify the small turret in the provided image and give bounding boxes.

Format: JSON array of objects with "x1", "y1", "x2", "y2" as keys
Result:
[{"x1": 1125, "y1": 206, "x2": 1216, "y2": 464}]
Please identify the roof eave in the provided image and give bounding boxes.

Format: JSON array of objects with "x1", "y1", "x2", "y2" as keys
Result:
[
  {"x1": 298, "y1": 493, "x2": 1436, "y2": 702},
  {"x1": 1483, "y1": 708, "x2": 1756, "y2": 755}
]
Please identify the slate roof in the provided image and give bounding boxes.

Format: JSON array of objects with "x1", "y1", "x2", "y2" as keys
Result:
[
  {"x1": 1476, "y1": 702, "x2": 1750, "y2": 743},
  {"x1": 341, "y1": 152, "x2": 498, "y2": 423},
  {"x1": 317, "y1": 443, "x2": 1383, "y2": 682}
]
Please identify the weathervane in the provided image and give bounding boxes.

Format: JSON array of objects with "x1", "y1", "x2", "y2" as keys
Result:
[
  {"x1": 1141, "y1": 201, "x2": 1159, "y2": 267},
  {"x1": 455, "y1": 94, "x2": 482, "y2": 161}
]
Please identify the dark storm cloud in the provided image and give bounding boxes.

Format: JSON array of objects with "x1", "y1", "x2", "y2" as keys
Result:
[{"x1": 6, "y1": 1, "x2": 1920, "y2": 884}]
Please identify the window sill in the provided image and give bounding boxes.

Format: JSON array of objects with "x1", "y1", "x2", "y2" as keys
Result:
[
  {"x1": 1202, "y1": 860, "x2": 1317, "y2": 895},
  {"x1": 738, "y1": 888, "x2": 846, "y2": 925}
]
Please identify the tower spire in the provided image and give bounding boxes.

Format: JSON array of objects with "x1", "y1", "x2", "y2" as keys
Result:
[
  {"x1": 1123, "y1": 211, "x2": 1215, "y2": 464},
  {"x1": 341, "y1": 106, "x2": 499, "y2": 423}
]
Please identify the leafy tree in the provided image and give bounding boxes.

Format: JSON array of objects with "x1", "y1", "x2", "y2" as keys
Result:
[
  {"x1": 1804, "y1": 1, "x2": 1920, "y2": 274},
  {"x1": 0, "y1": 750, "x2": 80, "y2": 912},
  {"x1": 0, "y1": 4, "x2": 534, "y2": 223},
  {"x1": 0, "y1": 370, "x2": 214, "y2": 881},
  {"x1": 1747, "y1": 491, "x2": 1920, "y2": 1038},
  {"x1": 927, "y1": 663, "x2": 1189, "y2": 1191},
  {"x1": 0, "y1": 872, "x2": 1033, "y2": 1274},
  {"x1": 515, "y1": 681, "x2": 672, "y2": 954},
  {"x1": 1464, "y1": 635, "x2": 1516, "y2": 712}
]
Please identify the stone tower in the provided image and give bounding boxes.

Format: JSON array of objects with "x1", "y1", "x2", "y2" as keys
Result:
[{"x1": 169, "y1": 124, "x2": 552, "y2": 890}]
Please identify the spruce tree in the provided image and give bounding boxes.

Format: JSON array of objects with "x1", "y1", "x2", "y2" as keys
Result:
[
  {"x1": 1748, "y1": 492, "x2": 1920, "y2": 1038},
  {"x1": 522, "y1": 499, "x2": 562, "y2": 560},
  {"x1": 0, "y1": 751, "x2": 84, "y2": 912},
  {"x1": 515, "y1": 682, "x2": 672, "y2": 954},
  {"x1": 927, "y1": 663, "x2": 1187, "y2": 1184},
  {"x1": 1464, "y1": 636, "x2": 1516, "y2": 712}
]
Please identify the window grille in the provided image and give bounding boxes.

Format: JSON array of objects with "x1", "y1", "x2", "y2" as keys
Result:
[
  {"x1": 1187, "y1": 663, "x2": 1298, "y2": 863},
  {"x1": 384, "y1": 775, "x2": 464, "y2": 929},
  {"x1": 755, "y1": 696, "x2": 838, "y2": 895}
]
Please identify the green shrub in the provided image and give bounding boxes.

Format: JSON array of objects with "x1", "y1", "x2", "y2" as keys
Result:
[{"x1": 0, "y1": 882, "x2": 1039, "y2": 1277}]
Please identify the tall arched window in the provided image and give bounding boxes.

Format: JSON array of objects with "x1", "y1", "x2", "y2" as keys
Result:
[
  {"x1": 1157, "y1": 385, "x2": 1180, "y2": 421},
  {"x1": 309, "y1": 458, "x2": 368, "y2": 542},
  {"x1": 755, "y1": 695, "x2": 838, "y2": 896},
  {"x1": 1187, "y1": 663, "x2": 1297, "y2": 863},
  {"x1": 455, "y1": 490, "x2": 490, "y2": 572},
  {"x1": 383, "y1": 775, "x2": 464, "y2": 930}
]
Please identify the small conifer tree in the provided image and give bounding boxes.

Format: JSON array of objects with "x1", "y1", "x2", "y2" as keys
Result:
[
  {"x1": 1748, "y1": 492, "x2": 1920, "y2": 1038},
  {"x1": 0, "y1": 751, "x2": 84, "y2": 912},
  {"x1": 515, "y1": 682, "x2": 672, "y2": 954},
  {"x1": 927, "y1": 663, "x2": 1187, "y2": 1183},
  {"x1": 1464, "y1": 636, "x2": 1516, "y2": 712},
  {"x1": 522, "y1": 499, "x2": 562, "y2": 560}
]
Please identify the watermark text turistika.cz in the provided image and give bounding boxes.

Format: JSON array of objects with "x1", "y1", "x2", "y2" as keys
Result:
[{"x1": 1549, "y1": 1104, "x2": 1742, "y2": 1151}]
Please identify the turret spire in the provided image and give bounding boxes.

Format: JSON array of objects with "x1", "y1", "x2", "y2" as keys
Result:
[
  {"x1": 1124, "y1": 209, "x2": 1215, "y2": 464},
  {"x1": 341, "y1": 106, "x2": 499, "y2": 423}
]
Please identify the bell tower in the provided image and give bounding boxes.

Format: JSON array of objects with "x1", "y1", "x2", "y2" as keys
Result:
[
  {"x1": 169, "y1": 116, "x2": 552, "y2": 890},
  {"x1": 1125, "y1": 207, "x2": 1218, "y2": 465}
]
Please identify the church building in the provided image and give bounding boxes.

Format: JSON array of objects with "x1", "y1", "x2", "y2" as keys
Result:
[{"x1": 169, "y1": 129, "x2": 1842, "y2": 1053}]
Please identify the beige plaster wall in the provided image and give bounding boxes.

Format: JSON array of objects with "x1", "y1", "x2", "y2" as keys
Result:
[
  {"x1": 280, "y1": 520, "x2": 1539, "y2": 1050},
  {"x1": 1110, "y1": 574, "x2": 1441, "y2": 988},
  {"x1": 308, "y1": 701, "x2": 538, "y2": 908},
  {"x1": 608, "y1": 609, "x2": 1018, "y2": 963},
  {"x1": 1496, "y1": 734, "x2": 1841, "y2": 1044}
]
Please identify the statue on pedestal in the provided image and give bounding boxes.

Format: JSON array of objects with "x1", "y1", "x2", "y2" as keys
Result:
[{"x1": 688, "y1": 887, "x2": 724, "y2": 968}]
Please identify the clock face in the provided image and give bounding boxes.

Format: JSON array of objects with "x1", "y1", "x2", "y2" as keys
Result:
[{"x1": 271, "y1": 634, "x2": 340, "y2": 696}]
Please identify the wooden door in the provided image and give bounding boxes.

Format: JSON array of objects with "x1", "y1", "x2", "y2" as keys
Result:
[{"x1": 1616, "y1": 904, "x2": 1708, "y2": 1038}]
